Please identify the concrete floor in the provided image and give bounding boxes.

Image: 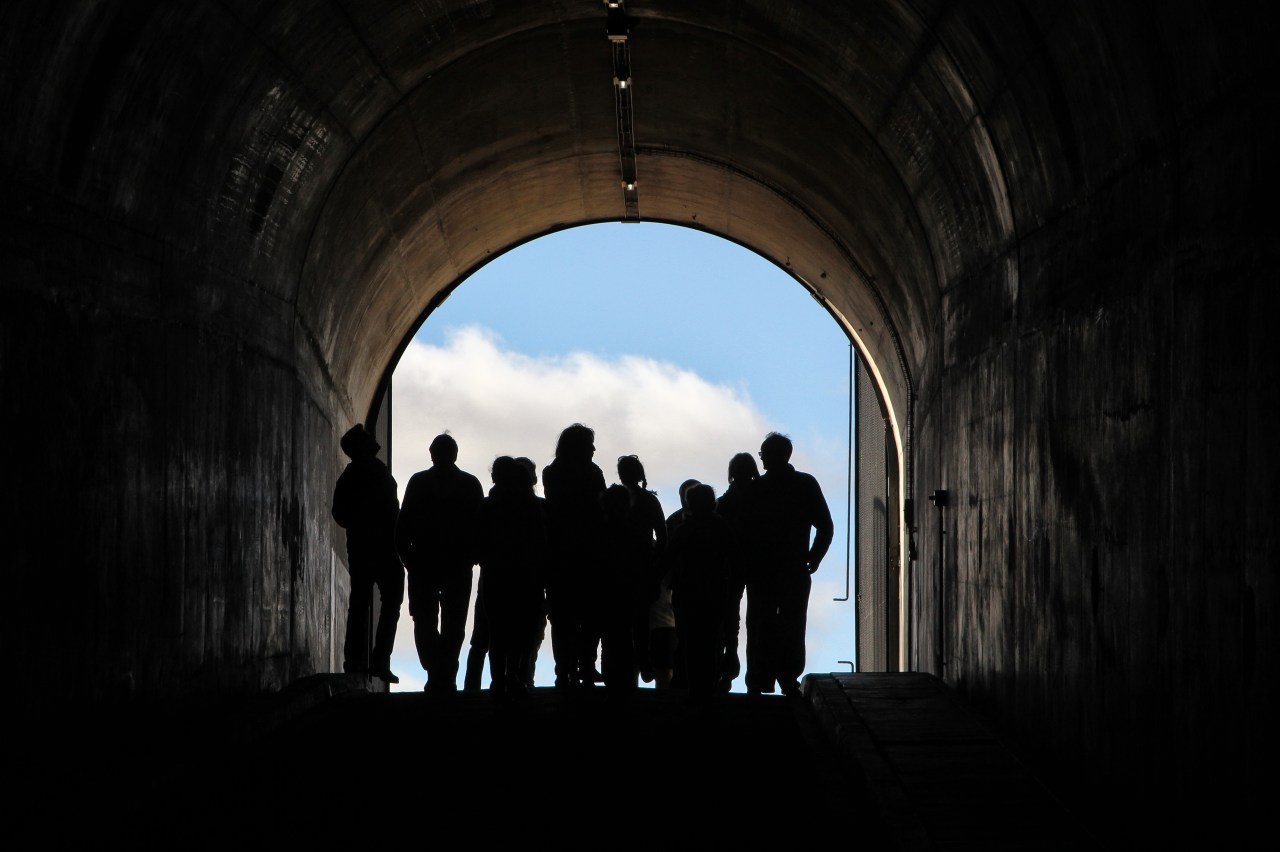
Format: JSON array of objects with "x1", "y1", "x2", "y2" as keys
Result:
[{"x1": 14, "y1": 671, "x2": 1113, "y2": 848}]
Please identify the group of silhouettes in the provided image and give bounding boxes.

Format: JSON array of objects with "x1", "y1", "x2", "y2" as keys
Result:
[{"x1": 332, "y1": 422, "x2": 833, "y2": 701}]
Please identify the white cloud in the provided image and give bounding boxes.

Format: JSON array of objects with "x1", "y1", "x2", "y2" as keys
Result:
[{"x1": 391, "y1": 326, "x2": 773, "y2": 509}]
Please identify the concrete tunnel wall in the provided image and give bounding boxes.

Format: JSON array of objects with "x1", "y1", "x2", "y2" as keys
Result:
[{"x1": 1, "y1": 0, "x2": 1275, "y2": 810}]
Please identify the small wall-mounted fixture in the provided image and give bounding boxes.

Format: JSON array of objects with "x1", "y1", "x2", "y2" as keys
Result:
[{"x1": 928, "y1": 489, "x2": 949, "y2": 508}]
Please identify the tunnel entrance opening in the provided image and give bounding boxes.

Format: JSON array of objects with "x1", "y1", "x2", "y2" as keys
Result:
[{"x1": 357, "y1": 222, "x2": 902, "y2": 692}]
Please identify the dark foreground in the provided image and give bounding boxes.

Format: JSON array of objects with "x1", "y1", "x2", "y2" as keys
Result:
[{"x1": 26, "y1": 673, "x2": 1239, "y2": 849}]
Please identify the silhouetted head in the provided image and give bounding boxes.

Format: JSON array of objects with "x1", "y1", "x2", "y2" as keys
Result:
[
  {"x1": 759, "y1": 432, "x2": 793, "y2": 471},
  {"x1": 514, "y1": 456, "x2": 538, "y2": 487},
  {"x1": 490, "y1": 455, "x2": 529, "y2": 492},
  {"x1": 555, "y1": 423, "x2": 596, "y2": 462},
  {"x1": 678, "y1": 478, "x2": 701, "y2": 509},
  {"x1": 617, "y1": 454, "x2": 647, "y2": 489},
  {"x1": 602, "y1": 483, "x2": 631, "y2": 519},
  {"x1": 340, "y1": 424, "x2": 379, "y2": 461},
  {"x1": 429, "y1": 433, "x2": 459, "y2": 465},
  {"x1": 685, "y1": 483, "x2": 716, "y2": 515},
  {"x1": 727, "y1": 452, "x2": 760, "y2": 485}
]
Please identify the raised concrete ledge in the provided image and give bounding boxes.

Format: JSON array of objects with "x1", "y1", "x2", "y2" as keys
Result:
[{"x1": 803, "y1": 672, "x2": 1086, "y2": 851}]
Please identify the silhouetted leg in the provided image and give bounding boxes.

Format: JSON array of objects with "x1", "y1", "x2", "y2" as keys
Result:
[
  {"x1": 721, "y1": 578, "x2": 746, "y2": 689},
  {"x1": 677, "y1": 590, "x2": 725, "y2": 698},
  {"x1": 414, "y1": 612, "x2": 440, "y2": 677},
  {"x1": 712, "y1": 590, "x2": 727, "y2": 691},
  {"x1": 524, "y1": 610, "x2": 546, "y2": 686},
  {"x1": 510, "y1": 648, "x2": 533, "y2": 694},
  {"x1": 407, "y1": 571, "x2": 439, "y2": 676},
  {"x1": 509, "y1": 591, "x2": 541, "y2": 692},
  {"x1": 579, "y1": 592, "x2": 605, "y2": 685},
  {"x1": 631, "y1": 592, "x2": 653, "y2": 682},
  {"x1": 649, "y1": 627, "x2": 676, "y2": 688},
  {"x1": 573, "y1": 563, "x2": 605, "y2": 684},
  {"x1": 371, "y1": 562, "x2": 404, "y2": 676},
  {"x1": 464, "y1": 580, "x2": 489, "y2": 691},
  {"x1": 747, "y1": 573, "x2": 794, "y2": 693},
  {"x1": 581, "y1": 627, "x2": 604, "y2": 683},
  {"x1": 775, "y1": 572, "x2": 811, "y2": 694},
  {"x1": 490, "y1": 589, "x2": 525, "y2": 695},
  {"x1": 488, "y1": 628, "x2": 509, "y2": 695},
  {"x1": 744, "y1": 577, "x2": 776, "y2": 693},
  {"x1": 464, "y1": 643, "x2": 487, "y2": 690},
  {"x1": 344, "y1": 564, "x2": 374, "y2": 673},
  {"x1": 549, "y1": 619, "x2": 578, "y2": 684},
  {"x1": 546, "y1": 583, "x2": 569, "y2": 684},
  {"x1": 600, "y1": 598, "x2": 636, "y2": 694},
  {"x1": 547, "y1": 576, "x2": 585, "y2": 686},
  {"x1": 437, "y1": 566, "x2": 474, "y2": 689}
]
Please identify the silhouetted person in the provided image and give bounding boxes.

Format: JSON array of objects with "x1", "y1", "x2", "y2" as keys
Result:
[
  {"x1": 331, "y1": 424, "x2": 403, "y2": 683},
  {"x1": 664, "y1": 479, "x2": 700, "y2": 538},
  {"x1": 396, "y1": 433, "x2": 483, "y2": 693},
  {"x1": 715, "y1": 451, "x2": 760, "y2": 691},
  {"x1": 465, "y1": 456, "x2": 547, "y2": 690},
  {"x1": 666, "y1": 483, "x2": 734, "y2": 700},
  {"x1": 598, "y1": 483, "x2": 640, "y2": 694},
  {"x1": 651, "y1": 478, "x2": 700, "y2": 689},
  {"x1": 615, "y1": 455, "x2": 667, "y2": 683},
  {"x1": 463, "y1": 583, "x2": 490, "y2": 691},
  {"x1": 514, "y1": 457, "x2": 549, "y2": 685},
  {"x1": 464, "y1": 477, "x2": 497, "y2": 692},
  {"x1": 745, "y1": 433, "x2": 833, "y2": 697},
  {"x1": 476, "y1": 456, "x2": 548, "y2": 699},
  {"x1": 541, "y1": 424, "x2": 607, "y2": 688}
]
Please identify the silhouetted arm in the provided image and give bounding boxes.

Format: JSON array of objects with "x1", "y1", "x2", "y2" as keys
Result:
[
  {"x1": 395, "y1": 475, "x2": 420, "y2": 568},
  {"x1": 806, "y1": 476, "x2": 834, "y2": 574},
  {"x1": 462, "y1": 473, "x2": 485, "y2": 566},
  {"x1": 649, "y1": 492, "x2": 668, "y2": 555}
]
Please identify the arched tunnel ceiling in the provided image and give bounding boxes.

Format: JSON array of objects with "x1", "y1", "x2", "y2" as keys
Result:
[
  {"x1": 297, "y1": 0, "x2": 973, "y2": 430},
  {"x1": 2, "y1": 0, "x2": 1180, "y2": 430}
]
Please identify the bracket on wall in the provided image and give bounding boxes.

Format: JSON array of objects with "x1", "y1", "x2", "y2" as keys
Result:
[{"x1": 607, "y1": 1, "x2": 639, "y2": 221}]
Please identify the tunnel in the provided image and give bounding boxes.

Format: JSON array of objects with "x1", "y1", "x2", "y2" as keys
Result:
[{"x1": 2, "y1": 0, "x2": 1275, "y2": 840}]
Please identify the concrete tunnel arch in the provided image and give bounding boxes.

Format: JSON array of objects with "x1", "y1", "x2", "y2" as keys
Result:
[
  {"x1": 4, "y1": 0, "x2": 1275, "y2": 828},
  {"x1": 289, "y1": 3, "x2": 1017, "y2": 680},
  {"x1": 365, "y1": 216, "x2": 911, "y2": 674},
  {"x1": 298, "y1": 20, "x2": 938, "y2": 462}
]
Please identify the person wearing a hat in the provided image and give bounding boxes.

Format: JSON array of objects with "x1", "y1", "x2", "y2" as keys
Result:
[{"x1": 332, "y1": 423, "x2": 404, "y2": 683}]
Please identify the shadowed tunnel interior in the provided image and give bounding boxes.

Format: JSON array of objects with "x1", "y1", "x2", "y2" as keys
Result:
[{"x1": 2, "y1": 0, "x2": 1275, "y2": 838}]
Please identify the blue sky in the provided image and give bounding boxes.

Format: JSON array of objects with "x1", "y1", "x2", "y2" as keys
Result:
[{"x1": 386, "y1": 222, "x2": 857, "y2": 690}]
